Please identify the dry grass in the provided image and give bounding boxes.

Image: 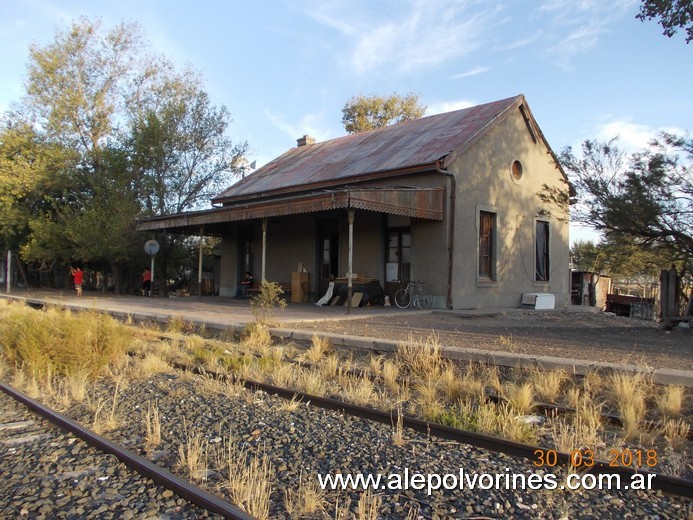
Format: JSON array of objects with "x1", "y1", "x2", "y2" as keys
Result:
[
  {"x1": 240, "y1": 322, "x2": 273, "y2": 353},
  {"x1": 144, "y1": 400, "x2": 162, "y2": 452},
  {"x1": 609, "y1": 371, "x2": 648, "y2": 440},
  {"x1": 320, "y1": 353, "x2": 341, "y2": 380},
  {"x1": 0, "y1": 303, "x2": 129, "y2": 379},
  {"x1": 483, "y1": 365, "x2": 504, "y2": 397},
  {"x1": 178, "y1": 423, "x2": 208, "y2": 481},
  {"x1": 662, "y1": 418, "x2": 690, "y2": 452},
  {"x1": 276, "y1": 395, "x2": 303, "y2": 412},
  {"x1": 167, "y1": 315, "x2": 195, "y2": 334},
  {"x1": 656, "y1": 385, "x2": 685, "y2": 418},
  {"x1": 439, "y1": 365, "x2": 465, "y2": 403},
  {"x1": 297, "y1": 368, "x2": 327, "y2": 396},
  {"x1": 135, "y1": 352, "x2": 171, "y2": 377},
  {"x1": 369, "y1": 354, "x2": 384, "y2": 377},
  {"x1": 341, "y1": 373, "x2": 376, "y2": 406},
  {"x1": 283, "y1": 471, "x2": 327, "y2": 518},
  {"x1": 382, "y1": 359, "x2": 400, "y2": 393},
  {"x1": 226, "y1": 446, "x2": 273, "y2": 520},
  {"x1": 396, "y1": 334, "x2": 442, "y2": 378},
  {"x1": 271, "y1": 363, "x2": 298, "y2": 389},
  {"x1": 414, "y1": 378, "x2": 442, "y2": 421},
  {"x1": 504, "y1": 382, "x2": 537, "y2": 415},
  {"x1": 531, "y1": 368, "x2": 567, "y2": 404},
  {"x1": 92, "y1": 380, "x2": 121, "y2": 434},
  {"x1": 392, "y1": 406, "x2": 406, "y2": 446},
  {"x1": 356, "y1": 488, "x2": 382, "y2": 520},
  {"x1": 304, "y1": 334, "x2": 331, "y2": 364}
]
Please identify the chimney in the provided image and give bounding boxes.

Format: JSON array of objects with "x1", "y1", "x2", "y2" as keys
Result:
[{"x1": 296, "y1": 134, "x2": 316, "y2": 147}]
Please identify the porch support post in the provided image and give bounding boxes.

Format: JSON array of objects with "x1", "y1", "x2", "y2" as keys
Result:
[
  {"x1": 198, "y1": 226, "x2": 204, "y2": 301},
  {"x1": 261, "y1": 218, "x2": 268, "y2": 282},
  {"x1": 347, "y1": 208, "x2": 354, "y2": 315}
]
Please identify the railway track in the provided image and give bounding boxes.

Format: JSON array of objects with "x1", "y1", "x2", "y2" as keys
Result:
[
  {"x1": 171, "y1": 360, "x2": 693, "y2": 500},
  {"x1": 2, "y1": 355, "x2": 691, "y2": 518},
  {"x1": 0, "y1": 382, "x2": 252, "y2": 519}
]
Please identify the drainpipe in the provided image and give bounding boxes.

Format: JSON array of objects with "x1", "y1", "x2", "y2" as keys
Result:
[{"x1": 436, "y1": 164, "x2": 455, "y2": 309}]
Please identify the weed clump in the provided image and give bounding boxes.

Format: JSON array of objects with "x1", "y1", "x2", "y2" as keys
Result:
[{"x1": 0, "y1": 303, "x2": 128, "y2": 378}]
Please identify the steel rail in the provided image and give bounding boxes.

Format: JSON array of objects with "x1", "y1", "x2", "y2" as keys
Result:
[
  {"x1": 0, "y1": 381, "x2": 255, "y2": 520},
  {"x1": 174, "y1": 362, "x2": 693, "y2": 500}
]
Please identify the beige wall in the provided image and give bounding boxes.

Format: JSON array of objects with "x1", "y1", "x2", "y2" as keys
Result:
[
  {"x1": 265, "y1": 215, "x2": 316, "y2": 283},
  {"x1": 449, "y1": 108, "x2": 570, "y2": 309}
]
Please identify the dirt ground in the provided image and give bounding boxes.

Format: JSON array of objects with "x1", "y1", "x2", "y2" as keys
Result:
[{"x1": 283, "y1": 311, "x2": 693, "y2": 371}]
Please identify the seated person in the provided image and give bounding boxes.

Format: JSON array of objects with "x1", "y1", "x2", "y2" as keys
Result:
[{"x1": 237, "y1": 271, "x2": 253, "y2": 298}]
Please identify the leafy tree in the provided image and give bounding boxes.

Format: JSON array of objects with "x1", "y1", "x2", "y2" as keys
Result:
[
  {"x1": 13, "y1": 18, "x2": 146, "y2": 290},
  {"x1": 560, "y1": 134, "x2": 692, "y2": 277},
  {"x1": 3, "y1": 17, "x2": 248, "y2": 293},
  {"x1": 129, "y1": 63, "x2": 247, "y2": 216},
  {"x1": 128, "y1": 61, "x2": 247, "y2": 294},
  {"x1": 637, "y1": 0, "x2": 693, "y2": 43},
  {"x1": 0, "y1": 118, "x2": 76, "y2": 255},
  {"x1": 570, "y1": 240, "x2": 601, "y2": 272},
  {"x1": 341, "y1": 92, "x2": 426, "y2": 134}
]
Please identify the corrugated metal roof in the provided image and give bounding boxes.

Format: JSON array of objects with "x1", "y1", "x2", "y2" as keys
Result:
[{"x1": 213, "y1": 95, "x2": 524, "y2": 204}]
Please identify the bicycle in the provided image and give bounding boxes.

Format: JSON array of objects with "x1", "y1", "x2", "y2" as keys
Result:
[{"x1": 394, "y1": 281, "x2": 432, "y2": 310}]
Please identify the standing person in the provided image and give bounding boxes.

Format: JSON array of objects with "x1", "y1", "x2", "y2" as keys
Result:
[
  {"x1": 237, "y1": 271, "x2": 253, "y2": 298},
  {"x1": 70, "y1": 266, "x2": 83, "y2": 297},
  {"x1": 142, "y1": 267, "x2": 152, "y2": 296}
]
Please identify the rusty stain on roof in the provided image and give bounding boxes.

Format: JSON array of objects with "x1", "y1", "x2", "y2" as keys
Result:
[{"x1": 213, "y1": 95, "x2": 525, "y2": 204}]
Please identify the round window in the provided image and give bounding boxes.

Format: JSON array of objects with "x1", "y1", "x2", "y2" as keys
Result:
[{"x1": 511, "y1": 160, "x2": 523, "y2": 182}]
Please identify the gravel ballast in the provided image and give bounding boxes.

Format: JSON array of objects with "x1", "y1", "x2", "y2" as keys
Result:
[{"x1": 5, "y1": 367, "x2": 686, "y2": 520}]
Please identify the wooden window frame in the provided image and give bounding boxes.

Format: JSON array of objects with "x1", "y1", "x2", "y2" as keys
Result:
[{"x1": 477, "y1": 208, "x2": 497, "y2": 284}]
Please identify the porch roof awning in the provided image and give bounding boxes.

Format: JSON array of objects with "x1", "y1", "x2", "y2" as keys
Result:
[{"x1": 136, "y1": 187, "x2": 445, "y2": 234}]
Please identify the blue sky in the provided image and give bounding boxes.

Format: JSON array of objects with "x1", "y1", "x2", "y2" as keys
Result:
[{"x1": 1, "y1": 1, "x2": 691, "y2": 242}]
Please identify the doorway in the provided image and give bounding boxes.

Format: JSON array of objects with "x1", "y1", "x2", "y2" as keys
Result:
[
  {"x1": 238, "y1": 225, "x2": 255, "y2": 283},
  {"x1": 384, "y1": 227, "x2": 411, "y2": 302},
  {"x1": 317, "y1": 219, "x2": 339, "y2": 297}
]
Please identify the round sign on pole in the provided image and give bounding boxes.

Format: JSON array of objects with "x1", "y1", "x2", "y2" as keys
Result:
[{"x1": 144, "y1": 240, "x2": 160, "y2": 256}]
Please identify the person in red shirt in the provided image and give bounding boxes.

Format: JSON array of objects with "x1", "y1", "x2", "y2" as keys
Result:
[
  {"x1": 142, "y1": 267, "x2": 152, "y2": 296},
  {"x1": 70, "y1": 267, "x2": 83, "y2": 297}
]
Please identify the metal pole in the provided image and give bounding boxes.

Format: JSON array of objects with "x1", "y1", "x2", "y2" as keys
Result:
[
  {"x1": 261, "y1": 219, "x2": 267, "y2": 282},
  {"x1": 198, "y1": 226, "x2": 204, "y2": 301},
  {"x1": 347, "y1": 209, "x2": 354, "y2": 315},
  {"x1": 6, "y1": 250, "x2": 11, "y2": 294},
  {"x1": 150, "y1": 256, "x2": 155, "y2": 298}
]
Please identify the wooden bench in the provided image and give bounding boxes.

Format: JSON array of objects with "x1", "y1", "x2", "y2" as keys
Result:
[{"x1": 245, "y1": 281, "x2": 292, "y2": 299}]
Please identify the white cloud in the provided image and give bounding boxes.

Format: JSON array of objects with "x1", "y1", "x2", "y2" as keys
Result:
[
  {"x1": 451, "y1": 66, "x2": 490, "y2": 79},
  {"x1": 539, "y1": 0, "x2": 638, "y2": 69},
  {"x1": 306, "y1": 0, "x2": 499, "y2": 76},
  {"x1": 264, "y1": 109, "x2": 331, "y2": 143},
  {"x1": 575, "y1": 118, "x2": 686, "y2": 153},
  {"x1": 426, "y1": 99, "x2": 476, "y2": 115}
]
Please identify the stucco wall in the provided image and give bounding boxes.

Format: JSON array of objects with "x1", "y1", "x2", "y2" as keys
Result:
[
  {"x1": 265, "y1": 215, "x2": 316, "y2": 284},
  {"x1": 449, "y1": 108, "x2": 570, "y2": 309}
]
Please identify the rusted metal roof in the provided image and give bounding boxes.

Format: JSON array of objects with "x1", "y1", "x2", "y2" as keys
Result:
[
  {"x1": 213, "y1": 95, "x2": 524, "y2": 204},
  {"x1": 136, "y1": 187, "x2": 445, "y2": 234}
]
